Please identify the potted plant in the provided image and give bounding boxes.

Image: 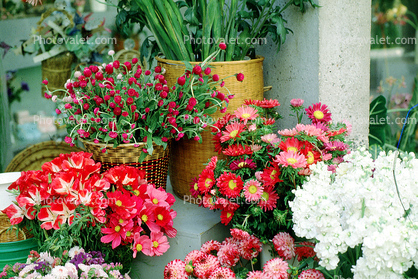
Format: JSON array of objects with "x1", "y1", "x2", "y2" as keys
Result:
[
  {"x1": 1, "y1": 151, "x2": 178, "y2": 272},
  {"x1": 43, "y1": 47, "x2": 242, "y2": 188},
  {"x1": 192, "y1": 99, "x2": 351, "y2": 247}
]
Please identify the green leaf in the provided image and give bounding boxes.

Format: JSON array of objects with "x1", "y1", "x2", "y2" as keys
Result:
[
  {"x1": 369, "y1": 95, "x2": 388, "y2": 147},
  {"x1": 204, "y1": 106, "x2": 218, "y2": 115}
]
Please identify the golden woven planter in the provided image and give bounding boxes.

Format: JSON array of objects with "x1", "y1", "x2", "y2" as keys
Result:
[
  {"x1": 156, "y1": 56, "x2": 265, "y2": 201},
  {"x1": 41, "y1": 52, "x2": 74, "y2": 97},
  {"x1": 82, "y1": 141, "x2": 170, "y2": 189},
  {"x1": 0, "y1": 213, "x2": 33, "y2": 243}
]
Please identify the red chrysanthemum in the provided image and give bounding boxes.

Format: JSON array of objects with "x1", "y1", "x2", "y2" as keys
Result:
[
  {"x1": 259, "y1": 98, "x2": 280, "y2": 108},
  {"x1": 305, "y1": 102, "x2": 332, "y2": 123},
  {"x1": 272, "y1": 232, "x2": 295, "y2": 260},
  {"x1": 295, "y1": 242, "x2": 317, "y2": 261},
  {"x1": 260, "y1": 166, "x2": 283, "y2": 186},
  {"x1": 222, "y1": 144, "x2": 253, "y2": 156},
  {"x1": 298, "y1": 269, "x2": 325, "y2": 279},
  {"x1": 229, "y1": 158, "x2": 256, "y2": 171},
  {"x1": 193, "y1": 254, "x2": 220, "y2": 278},
  {"x1": 243, "y1": 99, "x2": 260, "y2": 106},
  {"x1": 198, "y1": 169, "x2": 215, "y2": 194},
  {"x1": 201, "y1": 240, "x2": 221, "y2": 255},
  {"x1": 217, "y1": 243, "x2": 240, "y2": 268},
  {"x1": 258, "y1": 186, "x2": 279, "y2": 212},
  {"x1": 247, "y1": 271, "x2": 266, "y2": 279},
  {"x1": 189, "y1": 177, "x2": 200, "y2": 198},
  {"x1": 219, "y1": 203, "x2": 239, "y2": 225},
  {"x1": 217, "y1": 172, "x2": 244, "y2": 198},
  {"x1": 278, "y1": 137, "x2": 303, "y2": 153},
  {"x1": 239, "y1": 235, "x2": 262, "y2": 260},
  {"x1": 202, "y1": 194, "x2": 217, "y2": 210},
  {"x1": 208, "y1": 266, "x2": 236, "y2": 279},
  {"x1": 220, "y1": 122, "x2": 246, "y2": 143},
  {"x1": 164, "y1": 259, "x2": 187, "y2": 279}
]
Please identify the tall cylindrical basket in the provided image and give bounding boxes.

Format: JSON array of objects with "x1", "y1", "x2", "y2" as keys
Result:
[
  {"x1": 82, "y1": 141, "x2": 170, "y2": 189},
  {"x1": 156, "y1": 56, "x2": 265, "y2": 201},
  {"x1": 41, "y1": 52, "x2": 75, "y2": 97}
]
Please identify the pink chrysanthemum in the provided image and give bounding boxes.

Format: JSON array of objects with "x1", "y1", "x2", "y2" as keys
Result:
[
  {"x1": 342, "y1": 119, "x2": 352, "y2": 135},
  {"x1": 185, "y1": 250, "x2": 206, "y2": 266},
  {"x1": 164, "y1": 259, "x2": 188, "y2": 279},
  {"x1": 230, "y1": 228, "x2": 250, "y2": 240},
  {"x1": 201, "y1": 240, "x2": 222, "y2": 255},
  {"x1": 230, "y1": 158, "x2": 257, "y2": 171},
  {"x1": 250, "y1": 144, "x2": 263, "y2": 153},
  {"x1": 208, "y1": 267, "x2": 236, "y2": 279},
  {"x1": 220, "y1": 122, "x2": 246, "y2": 143},
  {"x1": 305, "y1": 102, "x2": 332, "y2": 123},
  {"x1": 295, "y1": 124, "x2": 329, "y2": 143},
  {"x1": 217, "y1": 243, "x2": 240, "y2": 268},
  {"x1": 261, "y1": 133, "x2": 280, "y2": 145},
  {"x1": 194, "y1": 254, "x2": 221, "y2": 279},
  {"x1": 263, "y1": 258, "x2": 289, "y2": 279},
  {"x1": 324, "y1": 141, "x2": 349, "y2": 152},
  {"x1": 203, "y1": 194, "x2": 217, "y2": 210},
  {"x1": 258, "y1": 186, "x2": 279, "y2": 212},
  {"x1": 277, "y1": 128, "x2": 298, "y2": 137},
  {"x1": 239, "y1": 235, "x2": 262, "y2": 260},
  {"x1": 217, "y1": 172, "x2": 244, "y2": 198},
  {"x1": 298, "y1": 269, "x2": 325, "y2": 279},
  {"x1": 247, "y1": 270, "x2": 266, "y2": 279},
  {"x1": 272, "y1": 232, "x2": 295, "y2": 260},
  {"x1": 207, "y1": 156, "x2": 218, "y2": 170},
  {"x1": 222, "y1": 144, "x2": 253, "y2": 156},
  {"x1": 243, "y1": 180, "x2": 264, "y2": 202},
  {"x1": 234, "y1": 106, "x2": 259, "y2": 124},
  {"x1": 274, "y1": 151, "x2": 307, "y2": 169},
  {"x1": 313, "y1": 122, "x2": 329, "y2": 132},
  {"x1": 198, "y1": 169, "x2": 215, "y2": 194},
  {"x1": 290, "y1": 98, "x2": 304, "y2": 107}
]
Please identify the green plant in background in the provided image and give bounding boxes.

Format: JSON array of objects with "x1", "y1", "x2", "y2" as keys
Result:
[
  {"x1": 369, "y1": 75, "x2": 418, "y2": 154},
  {"x1": 114, "y1": 0, "x2": 318, "y2": 63},
  {"x1": 6, "y1": 70, "x2": 30, "y2": 105}
]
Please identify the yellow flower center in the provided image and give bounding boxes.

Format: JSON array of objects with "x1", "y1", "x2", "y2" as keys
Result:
[
  {"x1": 141, "y1": 215, "x2": 148, "y2": 222},
  {"x1": 313, "y1": 110, "x2": 324, "y2": 120},
  {"x1": 194, "y1": 183, "x2": 198, "y2": 191},
  {"x1": 241, "y1": 113, "x2": 251, "y2": 119},
  {"x1": 287, "y1": 158, "x2": 298, "y2": 165},
  {"x1": 119, "y1": 219, "x2": 124, "y2": 224},
  {"x1": 262, "y1": 192, "x2": 269, "y2": 201},
  {"x1": 116, "y1": 200, "x2": 122, "y2": 207},
  {"x1": 227, "y1": 212, "x2": 232, "y2": 218},
  {"x1": 288, "y1": 147, "x2": 298, "y2": 153},
  {"x1": 248, "y1": 185, "x2": 258, "y2": 194},
  {"x1": 115, "y1": 225, "x2": 121, "y2": 232},
  {"x1": 153, "y1": 241, "x2": 159, "y2": 248},
  {"x1": 157, "y1": 214, "x2": 164, "y2": 221},
  {"x1": 228, "y1": 180, "x2": 237, "y2": 190},
  {"x1": 270, "y1": 170, "x2": 277, "y2": 180},
  {"x1": 126, "y1": 231, "x2": 131, "y2": 237},
  {"x1": 238, "y1": 162, "x2": 245, "y2": 168},
  {"x1": 152, "y1": 198, "x2": 159, "y2": 204},
  {"x1": 307, "y1": 151, "x2": 314, "y2": 164},
  {"x1": 136, "y1": 244, "x2": 142, "y2": 252},
  {"x1": 133, "y1": 190, "x2": 140, "y2": 196},
  {"x1": 205, "y1": 178, "x2": 213, "y2": 188},
  {"x1": 229, "y1": 130, "x2": 239, "y2": 138}
]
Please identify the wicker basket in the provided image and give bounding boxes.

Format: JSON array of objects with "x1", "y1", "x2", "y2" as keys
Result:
[
  {"x1": 42, "y1": 52, "x2": 75, "y2": 97},
  {"x1": 82, "y1": 141, "x2": 170, "y2": 189},
  {"x1": 156, "y1": 56, "x2": 265, "y2": 201},
  {"x1": 0, "y1": 213, "x2": 32, "y2": 243}
]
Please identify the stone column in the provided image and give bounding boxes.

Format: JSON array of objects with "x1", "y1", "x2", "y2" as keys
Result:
[{"x1": 258, "y1": 0, "x2": 371, "y2": 147}]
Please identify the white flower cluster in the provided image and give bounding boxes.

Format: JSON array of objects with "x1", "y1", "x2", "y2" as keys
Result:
[{"x1": 290, "y1": 147, "x2": 418, "y2": 278}]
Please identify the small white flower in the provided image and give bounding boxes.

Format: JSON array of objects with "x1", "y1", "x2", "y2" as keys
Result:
[
  {"x1": 117, "y1": 73, "x2": 123, "y2": 80},
  {"x1": 108, "y1": 50, "x2": 115, "y2": 56},
  {"x1": 74, "y1": 71, "x2": 82, "y2": 78}
]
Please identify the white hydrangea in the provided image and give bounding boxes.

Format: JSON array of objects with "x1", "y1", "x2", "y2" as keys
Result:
[{"x1": 290, "y1": 147, "x2": 418, "y2": 278}]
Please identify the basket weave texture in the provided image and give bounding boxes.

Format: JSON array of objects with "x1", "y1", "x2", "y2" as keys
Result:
[
  {"x1": 156, "y1": 56, "x2": 265, "y2": 201},
  {"x1": 0, "y1": 213, "x2": 33, "y2": 243},
  {"x1": 42, "y1": 52, "x2": 74, "y2": 97},
  {"x1": 82, "y1": 141, "x2": 170, "y2": 189}
]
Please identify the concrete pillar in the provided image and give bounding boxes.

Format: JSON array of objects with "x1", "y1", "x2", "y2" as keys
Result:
[{"x1": 258, "y1": 0, "x2": 371, "y2": 147}]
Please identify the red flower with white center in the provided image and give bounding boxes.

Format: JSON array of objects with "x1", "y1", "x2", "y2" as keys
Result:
[
  {"x1": 295, "y1": 242, "x2": 317, "y2": 261},
  {"x1": 217, "y1": 172, "x2": 243, "y2": 198},
  {"x1": 50, "y1": 200, "x2": 77, "y2": 227},
  {"x1": 298, "y1": 269, "x2": 325, "y2": 279},
  {"x1": 263, "y1": 258, "x2": 289, "y2": 279},
  {"x1": 1, "y1": 203, "x2": 31, "y2": 225},
  {"x1": 51, "y1": 172, "x2": 79, "y2": 196},
  {"x1": 200, "y1": 240, "x2": 221, "y2": 255},
  {"x1": 239, "y1": 235, "x2": 262, "y2": 260},
  {"x1": 229, "y1": 158, "x2": 256, "y2": 171},
  {"x1": 203, "y1": 194, "x2": 217, "y2": 210},
  {"x1": 259, "y1": 98, "x2": 280, "y2": 108},
  {"x1": 38, "y1": 207, "x2": 61, "y2": 230},
  {"x1": 305, "y1": 102, "x2": 332, "y2": 123},
  {"x1": 272, "y1": 232, "x2": 296, "y2": 260},
  {"x1": 222, "y1": 144, "x2": 253, "y2": 156},
  {"x1": 278, "y1": 137, "x2": 303, "y2": 153},
  {"x1": 258, "y1": 186, "x2": 279, "y2": 212},
  {"x1": 260, "y1": 166, "x2": 283, "y2": 186},
  {"x1": 217, "y1": 243, "x2": 240, "y2": 268},
  {"x1": 234, "y1": 105, "x2": 259, "y2": 124},
  {"x1": 220, "y1": 122, "x2": 246, "y2": 143},
  {"x1": 101, "y1": 218, "x2": 126, "y2": 249},
  {"x1": 164, "y1": 259, "x2": 187, "y2": 279},
  {"x1": 149, "y1": 231, "x2": 170, "y2": 256},
  {"x1": 133, "y1": 234, "x2": 152, "y2": 258},
  {"x1": 194, "y1": 254, "x2": 220, "y2": 278},
  {"x1": 198, "y1": 168, "x2": 216, "y2": 194},
  {"x1": 274, "y1": 151, "x2": 307, "y2": 169},
  {"x1": 243, "y1": 179, "x2": 264, "y2": 202},
  {"x1": 17, "y1": 185, "x2": 49, "y2": 207}
]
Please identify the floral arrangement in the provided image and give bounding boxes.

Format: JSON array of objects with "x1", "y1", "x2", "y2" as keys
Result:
[
  {"x1": 191, "y1": 99, "x2": 351, "y2": 241},
  {"x1": 164, "y1": 228, "x2": 324, "y2": 279},
  {"x1": 46, "y1": 46, "x2": 242, "y2": 160},
  {"x1": 290, "y1": 148, "x2": 418, "y2": 278},
  {"x1": 2, "y1": 151, "x2": 177, "y2": 270},
  {"x1": 15, "y1": 9, "x2": 110, "y2": 63},
  {"x1": 6, "y1": 70, "x2": 30, "y2": 105},
  {"x1": 0, "y1": 247, "x2": 130, "y2": 279}
]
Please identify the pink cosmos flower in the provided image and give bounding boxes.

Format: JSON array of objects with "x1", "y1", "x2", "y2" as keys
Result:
[
  {"x1": 272, "y1": 232, "x2": 295, "y2": 260},
  {"x1": 274, "y1": 151, "x2": 307, "y2": 169},
  {"x1": 146, "y1": 184, "x2": 169, "y2": 208},
  {"x1": 243, "y1": 180, "x2": 264, "y2": 202},
  {"x1": 290, "y1": 98, "x2": 304, "y2": 107},
  {"x1": 263, "y1": 258, "x2": 289, "y2": 279},
  {"x1": 133, "y1": 234, "x2": 152, "y2": 257},
  {"x1": 149, "y1": 231, "x2": 170, "y2": 256}
]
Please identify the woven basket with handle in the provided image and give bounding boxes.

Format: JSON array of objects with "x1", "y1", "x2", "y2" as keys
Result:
[
  {"x1": 0, "y1": 213, "x2": 33, "y2": 243},
  {"x1": 82, "y1": 140, "x2": 170, "y2": 189},
  {"x1": 156, "y1": 56, "x2": 266, "y2": 201}
]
